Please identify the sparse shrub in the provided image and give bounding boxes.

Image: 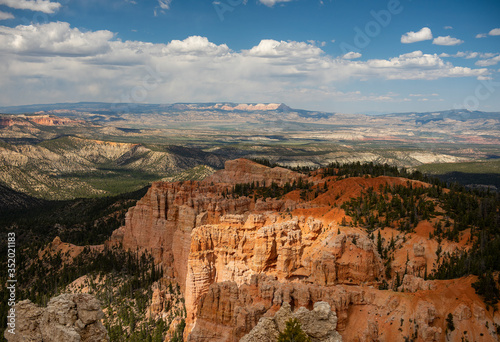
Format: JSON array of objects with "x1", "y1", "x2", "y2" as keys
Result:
[
  {"x1": 277, "y1": 318, "x2": 310, "y2": 342},
  {"x1": 472, "y1": 271, "x2": 499, "y2": 308},
  {"x1": 446, "y1": 313, "x2": 455, "y2": 332}
]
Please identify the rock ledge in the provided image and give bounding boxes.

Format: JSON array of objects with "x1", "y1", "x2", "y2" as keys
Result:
[{"x1": 4, "y1": 293, "x2": 109, "y2": 342}]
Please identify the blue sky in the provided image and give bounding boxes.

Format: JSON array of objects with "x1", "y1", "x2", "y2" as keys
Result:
[{"x1": 0, "y1": 0, "x2": 499, "y2": 113}]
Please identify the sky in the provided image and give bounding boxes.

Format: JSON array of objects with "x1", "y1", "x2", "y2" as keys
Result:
[{"x1": 0, "y1": 0, "x2": 499, "y2": 114}]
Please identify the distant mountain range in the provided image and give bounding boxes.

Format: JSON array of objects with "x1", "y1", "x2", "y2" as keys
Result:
[
  {"x1": 1, "y1": 103, "x2": 498, "y2": 142},
  {"x1": 384, "y1": 109, "x2": 500, "y2": 123},
  {"x1": 0, "y1": 102, "x2": 293, "y2": 115},
  {"x1": 1, "y1": 101, "x2": 499, "y2": 121}
]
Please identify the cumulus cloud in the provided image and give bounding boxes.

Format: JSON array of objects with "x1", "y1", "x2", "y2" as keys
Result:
[
  {"x1": 401, "y1": 27, "x2": 433, "y2": 43},
  {"x1": 489, "y1": 28, "x2": 500, "y2": 36},
  {"x1": 0, "y1": 22, "x2": 114, "y2": 56},
  {"x1": 432, "y1": 36, "x2": 463, "y2": 46},
  {"x1": 0, "y1": 22, "x2": 490, "y2": 107},
  {"x1": 162, "y1": 36, "x2": 230, "y2": 56},
  {"x1": 455, "y1": 51, "x2": 478, "y2": 59},
  {"x1": 476, "y1": 33, "x2": 487, "y2": 38},
  {"x1": 0, "y1": 0, "x2": 61, "y2": 14},
  {"x1": 342, "y1": 52, "x2": 361, "y2": 59},
  {"x1": 244, "y1": 39, "x2": 322, "y2": 58},
  {"x1": 0, "y1": 10, "x2": 14, "y2": 20},
  {"x1": 451, "y1": 51, "x2": 498, "y2": 59},
  {"x1": 360, "y1": 50, "x2": 487, "y2": 80},
  {"x1": 259, "y1": 0, "x2": 292, "y2": 7},
  {"x1": 476, "y1": 55, "x2": 500, "y2": 67},
  {"x1": 477, "y1": 76, "x2": 493, "y2": 81}
]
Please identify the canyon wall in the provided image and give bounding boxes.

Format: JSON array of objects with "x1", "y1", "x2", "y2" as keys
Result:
[
  {"x1": 190, "y1": 274, "x2": 496, "y2": 342},
  {"x1": 111, "y1": 159, "x2": 500, "y2": 341}
]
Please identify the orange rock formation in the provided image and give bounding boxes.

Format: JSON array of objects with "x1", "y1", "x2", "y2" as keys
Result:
[{"x1": 110, "y1": 159, "x2": 499, "y2": 341}]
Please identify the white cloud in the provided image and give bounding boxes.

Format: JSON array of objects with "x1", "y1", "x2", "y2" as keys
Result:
[
  {"x1": 259, "y1": 0, "x2": 292, "y2": 7},
  {"x1": 0, "y1": 0, "x2": 61, "y2": 14},
  {"x1": 444, "y1": 26, "x2": 453, "y2": 30},
  {"x1": 361, "y1": 51, "x2": 488, "y2": 80},
  {"x1": 158, "y1": 0, "x2": 172, "y2": 10},
  {"x1": 432, "y1": 36, "x2": 464, "y2": 46},
  {"x1": 0, "y1": 22, "x2": 114, "y2": 56},
  {"x1": 399, "y1": 51, "x2": 424, "y2": 58},
  {"x1": 342, "y1": 51, "x2": 361, "y2": 59},
  {"x1": 163, "y1": 36, "x2": 230, "y2": 56},
  {"x1": 476, "y1": 55, "x2": 500, "y2": 67},
  {"x1": 476, "y1": 33, "x2": 487, "y2": 38},
  {"x1": 244, "y1": 39, "x2": 322, "y2": 58},
  {"x1": 401, "y1": 27, "x2": 433, "y2": 44},
  {"x1": 0, "y1": 22, "x2": 491, "y2": 107},
  {"x1": 489, "y1": 28, "x2": 500, "y2": 36},
  {"x1": 410, "y1": 93, "x2": 439, "y2": 97},
  {"x1": 452, "y1": 51, "x2": 498, "y2": 59},
  {"x1": 455, "y1": 51, "x2": 478, "y2": 59},
  {"x1": 0, "y1": 10, "x2": 14, "y2": 20}
]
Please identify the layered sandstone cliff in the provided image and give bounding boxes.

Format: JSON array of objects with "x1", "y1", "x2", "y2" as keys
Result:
[
  {"x1": 109, "y1": 180, "x2": 255, "y2": 289},
  {"x1": 110, "y1": 159, "x2": 500, "y2": 342},
  {"x1": 185, "y1": 215, "x2": 383, "y2": 328},
  {"x1": 189, "y1": 274, "x2": 497, "y2": 342}
]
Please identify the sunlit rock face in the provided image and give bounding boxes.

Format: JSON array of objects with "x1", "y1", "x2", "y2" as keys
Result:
[{"x1": 110, "y1": 158, "x2": 499, "y2": 342}]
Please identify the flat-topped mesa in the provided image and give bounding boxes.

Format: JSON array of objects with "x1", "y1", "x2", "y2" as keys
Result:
[
  {"x1": 204, "y1": 159, "x2": 301, "y2": 186},
  {"x1": 0, "y1": 114, "x2": 84, "y2": 127},
  {"x1": 218, "y1": 103, "x2": 284, "y2": 111}
]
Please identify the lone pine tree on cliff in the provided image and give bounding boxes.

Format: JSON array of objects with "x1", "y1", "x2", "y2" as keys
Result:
[{"x1": 277, "y1": 318, "x2": 311, "y2": 342}]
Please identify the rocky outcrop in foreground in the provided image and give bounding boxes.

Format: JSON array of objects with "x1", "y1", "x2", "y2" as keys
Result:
[
  {"x1": 240, "y1": 302, "x2": 341, "y2": 342},
  {"x1": 4, "y1": 294, "x2": 109, "y2": 342}
]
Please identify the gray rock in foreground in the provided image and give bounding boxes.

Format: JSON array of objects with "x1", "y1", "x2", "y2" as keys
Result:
[
  {"x1": 5, "y1": 293, "x2": 109, "y2": 342},
  {"x1": 241, "y1": 301, "x2": 342, "y2": 342}
]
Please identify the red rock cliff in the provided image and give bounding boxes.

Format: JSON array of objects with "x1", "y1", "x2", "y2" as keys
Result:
[{"x1": 110, "y1": 159, "x2": 499, "y2": 342}]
